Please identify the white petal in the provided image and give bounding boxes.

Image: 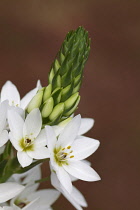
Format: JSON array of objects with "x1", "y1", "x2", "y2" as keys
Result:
[
  {"x1": 72, "y1": 137, "x2": 100, "y2": 160},
  {"x1": 0, "y1": 182, "x2": 24, "y2": 203},
  {"x1": 0, "y1": 101, "x2": 8, "y2": 133},
  {"x1": 8, "y1": 110, "x2": 24, "y2": 140},
  {"x1": 78, "y1": 118, "x2": 94, "y2": 135},
  {"x1": 72, "y1": 186, "x2": 87, "y2": 207},
  {"x1": 63, "y1": 161, "x2": 101, "y2": 182},
  {"x1": 9, "y1": 132, "x2": 22, "y2": 151},
  {"x1": 45, "y1": 126, "x2": 57, "y2": 151},
  {"x1": 17, "y1": 151, "x2": 33, "y2": 167},
  {"x1": 34, "y1": 129, "x2": 47, "y2": 148},
  {"x1": 20, "y1": 88, "x2": 38, "y2": 110},
  {"x1": 50, "y1": 172, "x2": 60, "y2": 189},
  {"x1": 57, "y1": 115, "x2": 81, "y2": 148},
  {"x1": 1, "y1": 81, "x2": 20, "y2": 106},
  {"x1": 52, "y1": 125, "x2": 64, "y2": 137},
  {"x1": 58, "y1": 185, "x2": 83, "y2": 210},
  {"x1": 0, "y1": 145, "x2": 5, "y2": 155},
  {"x1": 10, "y1": 107, "x2": 25, "y2": 120},
  {"x1": 36, "y1": 80, "x2": 42, "y2": 89},
  {"x1": 56, "y1": 167, "x2": 72, "y2": 194},
  {"x1": 27, "y1": 189, "x2": 60, "y2": 207},
  {"x1": 50, "y1": 172, "x2": 82, "y2": 210},
  {"x1": 23, "y1": 165, "x2": 41, "y2": 185},
  {"x1": 0, "y1": 130, "x2": 9, "y2": 147},
  {"x1": 23, "y1": 109, "x2": 42, "y2": 139},
  {"x1": 27, "y1": 147, "x2": 50, "y2": 159},
  {"x1": 22, "y1": 197, "x2": 40, "y2": 210}
]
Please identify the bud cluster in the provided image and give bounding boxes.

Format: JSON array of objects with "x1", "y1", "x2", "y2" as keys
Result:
[{"x1": 27, "y1": 27, "x2": 90, "y2": 125}]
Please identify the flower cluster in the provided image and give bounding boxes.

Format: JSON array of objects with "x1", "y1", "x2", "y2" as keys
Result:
[{"x1": 0, "y1": 27, "x2": 101, "y2": 209}]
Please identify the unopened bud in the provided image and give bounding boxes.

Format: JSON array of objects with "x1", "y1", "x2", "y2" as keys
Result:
[
  {"x1": 49, "y1": 103, "x2": 64, "y2": 121},
  {"x1": 64, "y1": 92, "x2": 79, "y2": 112},
  {"x1": 64, "y1": 96, "x2": 80, "y2": 117},
  {"x1": 27, "y1": 89, "x2": 43, "y2": 113},
  {"x1": 43, "y1": 84, "x2": 52, "y2": 102},
  {"x1": 41, "y1": 97, "x2": 54, "y2": 118}
]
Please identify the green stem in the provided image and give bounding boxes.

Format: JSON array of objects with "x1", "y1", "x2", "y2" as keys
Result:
[{"x1": 35, "y1": 176, "x2": 50, "y2": 183}]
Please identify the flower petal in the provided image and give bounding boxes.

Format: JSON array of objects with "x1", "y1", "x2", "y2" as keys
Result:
[
  {"x1": 8, "y1": 110, "x2": 24, "y2": 140},
  {"x1": 0, "y1": 101, "x2": 8, "y2": 133},
  {"x1": 9, "y1": 132, "x2": 22, "y2": 151},
  {"x1": 57, "y1": 115, "x2": 81, "y2": 148},
  {"x1": 56, "y1": 167, "x2": 72, "y2": 194},
  {"x1": 23, "y1": 109, "x2": 42, "y2": 139},
  {"x1": 21, "y1": 88, "x2": 38, "y2": 110},
  {"x1": 72, "y1": 186, "x2": 87, "y2": 207},
  {"x1": 27, "y1": 189, "x2": 60, "y2": 207},
  {"x1": 0, "y1": 182, "x2": 24, "y2": 203},
  {"x1": 45, "y1": 126, "x2": 57, "y2": 151},
  {"x1": 27, "y1": 147, "x2": 50, "y2": 159},
  {"x1": 1, "y1": 81, "x2": 20, "y2": 106},
  {"x1": 0, "y1": 130, "x2": 9, "y2": 147},
  {"x1": 72, "y1": 136, "x2": 100, "y2": 160},
  {"x1": 78, "y1": 118, "x2": 94, "y2": 135},
  {"x1": 17, "y1": 151, "x2": 33, "y2": 167},
  {"x1": 34, "y1": 129, "x2": 47, "y2": 148},
  {"x1": 63, "y1": 161, "x2": 101, "y2": 182}
]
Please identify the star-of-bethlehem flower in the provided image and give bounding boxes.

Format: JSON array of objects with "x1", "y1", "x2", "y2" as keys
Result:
[
  {"x1": 1, "y1": 80, "x2": 41, "y2": 110},
  {"x1": 8, "y1": 108, "x2": 49, "y2": 167},
  {"x1": 45, "y1": 114, "x2": 101, "y2": 194}
]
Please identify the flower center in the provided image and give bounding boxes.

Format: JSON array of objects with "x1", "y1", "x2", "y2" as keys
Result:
[
  {"x1": 54, "y1": 146, "x2": 74, "y2": 166},
  {"x1": 19, "y1": 137, "x2": 34, "y2": 151}
]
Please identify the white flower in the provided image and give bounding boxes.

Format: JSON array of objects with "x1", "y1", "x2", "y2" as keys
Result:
[
  {"x1": 0, "y1": 183, "x2": 25, "y2": 203},
  {"x1": 45, "y1": 114, "x2": 100, "y2": 193},
  {"x1": 8, "y1": 108, "x2": 49, "y2": 167},
  {"x1": 1, "y1": 80, "x2": 41, "y2": 110},
  {"x1": 53, "y1": 116, "x2": 94, "y2": 137},
  {"x1": 0, "y1": 101, "x2": 9, "y2": 147},
  {"x1": 51, "y1": 170, "x2": 87, "y2": 210},
  {"x1": 10, "y1": 184, "x2": 60, "y2": 210}
]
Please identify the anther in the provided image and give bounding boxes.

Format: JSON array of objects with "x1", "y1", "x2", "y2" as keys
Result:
[
  {"x1": 67, "y1": 146, "x2": 71, "y2": 149},
  {"x1": 70, "y1": 155, "x2": 74, "y2": 158}
]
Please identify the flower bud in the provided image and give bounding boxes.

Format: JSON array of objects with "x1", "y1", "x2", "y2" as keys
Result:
[
  {"x1": 64, "y1": 92, "x2": 79, "y2": 112},
  {"x1": 49, "y1": 103, "x2": 64, "y2": 122},
  {"x1": 43, "y1": 84, "x2": 52, "y2": 102},
  {"x1": 27, "y1": 89, "x2": 43, "y2": 113},
  {"x1": 41, "y1": 97, "x2": 54, "y2": 118}
]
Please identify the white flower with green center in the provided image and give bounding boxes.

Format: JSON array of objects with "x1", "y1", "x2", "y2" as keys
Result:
[
  {"x1": 11, "y1": 186, "x2": 60, "y2": 210},
  {"x1": 46, "y1": 115, "x2": 101, "y2": 193},
  {"x1": 1, "y1": 80, "x2": 41, "y2": 110},
  {"x1": 8, "y1": 108, "x2": 49, "y2": 167}
]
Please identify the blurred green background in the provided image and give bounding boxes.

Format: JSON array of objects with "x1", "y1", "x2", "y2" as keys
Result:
[{"x1": 0, "y1": 0, "x2": 140, "y2": 209}]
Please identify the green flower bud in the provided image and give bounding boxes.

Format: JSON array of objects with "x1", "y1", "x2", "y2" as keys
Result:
[
  {"x1": 49, "y1": 103, "x2": 64, "y2": 122},
  {"x1": 64, "y1": 92, "x2": 79, "y2": 112},
  {"x1": 41, "y1": 97, "x2": 54, "y2": 118},
  {"x1": 43, "y1": 84, "x2": 52, "y2": 102},
  {"x1": 27, "y1": 89, "x2": 44, "y2": 113},
  {"x1": 64, "y1": 96, "x2": 80, "y2": 117}
]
